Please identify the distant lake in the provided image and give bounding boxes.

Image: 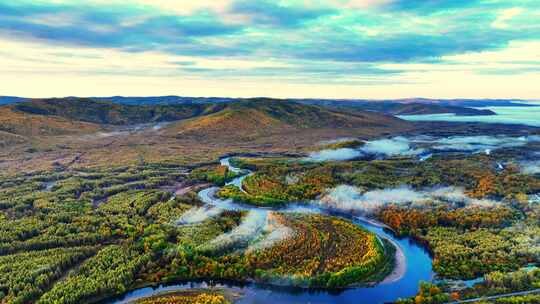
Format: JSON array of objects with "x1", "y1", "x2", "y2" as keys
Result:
[{"x1": 398, "y1": 101, "x2": 540, "y2": 127}]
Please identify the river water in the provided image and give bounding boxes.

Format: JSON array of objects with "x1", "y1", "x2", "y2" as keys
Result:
[
  {"x1": 398, "y1": 101, "x2": 540, "y2": 127},
  {"x1": 111, "y1": 158, "x2": 434, "y2": 304}
]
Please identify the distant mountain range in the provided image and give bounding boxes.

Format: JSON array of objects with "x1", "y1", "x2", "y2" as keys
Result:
[
  {"x1": 2, "y1": 96, "x2": 531, "y2": 117},
  {"x1": 1, "y1": 95, "x2": 531, "y2": 106},
  {"x1": 296, "y1": 100, "x2": 497, "y2": 116}
]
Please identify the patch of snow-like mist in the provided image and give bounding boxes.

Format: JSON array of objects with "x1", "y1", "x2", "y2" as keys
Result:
[
  {"x1": 360, "y1": 137, "x2": 424, "y2": 157},
  {"x1": 316, "y1": 184, "x2": 500, "y2": 214},
  {"x1": 316, "y1": 185, "x2": 429, "y2": 213},
  {"x1": 247, "y1": 213, "x2": 294, "y2": 252},
  {"x1": 429, "y1": 186, "x2": 500, "y2": 208},
  {"x1": 176, "y1": 206, "x2": 223, "y2": 225},
  {"x1": 430, "y1": 135, "x2": 540, "y2": 153},
  {"x1": 204, "y1": 210, "x2": 268, "y2": 252},
  {"x1": 305, "y1": 148, "x2": 362, "y2": 162}
]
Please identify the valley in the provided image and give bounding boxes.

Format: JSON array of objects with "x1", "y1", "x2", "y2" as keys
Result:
[
  {"x1": 2, "y1": 0, "x2": 539, "y2": 302},
  {"x1": 0, "y1": 98, "x2": 539, "y2": 304}
]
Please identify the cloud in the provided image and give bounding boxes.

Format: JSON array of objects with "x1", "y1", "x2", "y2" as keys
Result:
[
  {"x1": 386, "y1": 0, "x2": 483, "y2": 13},
  {"x1": 360, "y1": 136, "x2": 424, "y2": 156},
  {"x1": 360, "y1": 135, "x2": 540, "y2": 155},
  {"x1": 1, "y1": 0, "x2": 539, "y2": 64},
  {"x1": 247, "y1": 213, "x2": 294, "y2": 252},
  {"x1": 176, "y1": 206, "x2": 223, "y2": 225},
  {"x1": 305, "y1": 148, "x2": 362, "y2": 162},
  {"x1": 230, "y1": 0, "x2": 337, "y2": 28},
  {"x1": 429, "y1": 186, "x2": 500, "y2": 208},
  {"x1": 306, "y1": 134, "x2": 540, "y2": 163},
  {"x1": 1, "y1": 0, "x2": 540, "y2": 98},
  {"x1": 335, "y1": 0, "x2": 393, "y2": 9},
  {"x1": 134, "y1": 1, "x2": 233, "y2": 16},
  {"x1": 316, "y1": 184, "x2": 499, "y2": 214},
  {"x1": 430, "y1": 135, "x2": 540, "y2": 153},
  {"x1": 195, "y1": 209, "x2": 296, "y2": 253},
  {"x1": 202, "y1": 210, "x2": 268, "y2": 252},
  {"x1": 492, "y1": 7, "x2": 524, "y2": 29},
  {"x1": 0, "y1": 2, "x2": 241, "y2": 51},
  {"x1": 316, "y1": 185, "x2": 429, "y2": 213},
  {"x1": 305, "y1": 136, "x2": 424, "y2": 162}
]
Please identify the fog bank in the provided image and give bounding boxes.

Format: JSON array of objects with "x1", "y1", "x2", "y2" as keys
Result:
[
  {"x1": 306, "y1": 148, "x2": 362, "y2": 162},
  {"x1": 316, "y1": 184, "x2": 500, "y2": 214},
  {"x1": 360, "y1": 137, "x2": 424, "y2": 157},
  {"x1": 176, "y1": 206, "x2": 223, "y2": 225}
]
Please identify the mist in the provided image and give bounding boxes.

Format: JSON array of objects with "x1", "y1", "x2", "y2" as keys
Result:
[
  {"x1": 316, "y1": 184, "x2": 499, "y2": 214},
  {"x1": 319, "y1": 137, "x2": 357, "y2": 145},
  {"x1": 203, "y1": 210, "x2": 269, "y2": 252},
  {"x1": 306, "y1": 148, "x2": 362, "y2": 162},
  {"x1": 247, "y1": 213, "x2": 294, "y2": 252},
  {"x1": 176, "y1": 206, "x2": 223, "y2": 225},
  {"x1": 152, "y1": 122, "x2": 170, "y2": 131},
  {"x1": 316, "y1": 185, "x2": 429, "y2": 213},
  {"x1": 429, "y1": 186, "x2": 500, "y2": 208},
  {"x1": 360, "y1": 137, "x2": 424, "y2": 157},
  {"x1": 200, "y1": 210, "x2": 295, "y2": 253},
  {"x1": 430, "y1": 135, "x2": 540, "y2": 153},
  {"x1": 307, "y1": 135, "x2": 540, "y2": 163}
]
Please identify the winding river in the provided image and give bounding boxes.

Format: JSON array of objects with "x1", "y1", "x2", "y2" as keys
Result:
[{"x1": 111, "y1": 158, "x2": 434, "y2": 304}]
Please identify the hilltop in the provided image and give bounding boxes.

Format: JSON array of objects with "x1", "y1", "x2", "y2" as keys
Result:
[
  {"x1": 165, "y1": 99, "x2": 408, "y2": 140},
  {"x1": 2, "y1": 98, "x2": 409, "y2": 139},
  {"x1": 2, "y1": 95, "x2": 528, "y2": 115},
  {"x1": 0, "y1": 106, "x2": 103, "y2": 138},
  {"x1": 9, "y1": 98, "x2": 225, "y2": 125}
]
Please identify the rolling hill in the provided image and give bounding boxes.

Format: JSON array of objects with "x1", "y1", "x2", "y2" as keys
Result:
[
  {"x1": 164, "y1": 99, "x2": 411, "y2": 140},
  {"x1": 298, "y1": 100, "x2": 496, "y2": 116},
  {"x1": 0, "y1": 106, "x2": 103, "y2": 138},
  {"x1": 10, "y1": 98, "x2": 226, "y2": 125},
  {"x1": 3, "y1": 95, "x2": 525, "y2": 113},
  {"x1": 0, "y1": 98, "x2": 413, "y2": 173},
  {"x1": 3, "y1": 98, "x2": 410, "y2": 139}
]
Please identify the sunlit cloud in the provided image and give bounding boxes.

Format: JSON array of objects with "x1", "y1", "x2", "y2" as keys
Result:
[
  {"x1": 491, "y1": 7, "x2": 523, "y2": 29},
  {"x1": 0, "y1": 0, "x2": 539, "y2": 98}
]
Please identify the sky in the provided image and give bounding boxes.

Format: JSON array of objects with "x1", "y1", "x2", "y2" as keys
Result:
[{"x1": 0, "y1": 0, "x2": 539, "y2": 99}]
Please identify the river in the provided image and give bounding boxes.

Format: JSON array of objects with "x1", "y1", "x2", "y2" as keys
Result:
[
  {"x1": 398, "y1": 101, "x2": 540, "y2": 127},
  {"x1": 111, "y1": 158, "x2": 434, "y2": 304}
]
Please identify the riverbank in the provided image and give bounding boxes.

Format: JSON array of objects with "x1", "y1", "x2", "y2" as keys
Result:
[{"x1": 381, "y1": 237, "x2": 407, "y2": 284}]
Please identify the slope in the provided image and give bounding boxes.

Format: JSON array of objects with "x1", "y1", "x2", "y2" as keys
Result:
[
  {"x1": 0, "y1": 107, "x2": 103, "y2": 138},
  {"x1": 10, "y1": 98, "x2": 224, "y2": 125},
  {"x1": 299, "y1": 100, "x2": 495, "y2": 116},
  {"x1": 165, "y1": 99, "x2": 412, "y2": 140}
]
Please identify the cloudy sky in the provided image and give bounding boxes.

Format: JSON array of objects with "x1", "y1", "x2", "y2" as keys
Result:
[{"x1": 1, "y1": 0, "x2": 539, "y2": 99}]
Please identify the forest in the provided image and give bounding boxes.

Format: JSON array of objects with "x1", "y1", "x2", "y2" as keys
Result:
[
  {"x1": 0, "y1": 157, "x2": 393, "y2": 303},
  {"x1": 216, "y1": 152, "x2": 540, "y2": 282},
  {"x1": 0, "y1": 126, "x2": 539, "y2": 303}
]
